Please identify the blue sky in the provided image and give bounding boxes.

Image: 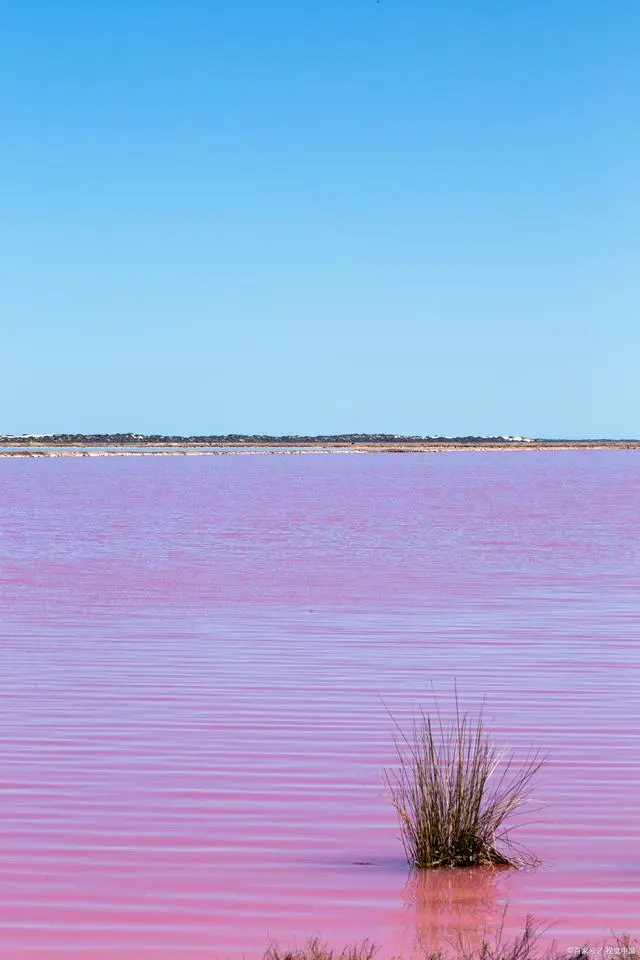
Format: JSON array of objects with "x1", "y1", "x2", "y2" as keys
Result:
[{"x1": 2, "y1": 1, "x2": 638, "y2": 437}]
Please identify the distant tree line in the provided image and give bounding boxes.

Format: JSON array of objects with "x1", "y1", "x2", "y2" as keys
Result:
[{"x1": 0, "y1": 432, "x2": 563, "y2": 445}]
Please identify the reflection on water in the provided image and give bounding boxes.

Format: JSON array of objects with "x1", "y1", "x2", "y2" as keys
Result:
[{"x1": 403, "y1": 867, "x2": 502, "y2": 955}]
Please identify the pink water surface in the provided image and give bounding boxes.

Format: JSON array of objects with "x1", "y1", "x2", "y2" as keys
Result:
[{"x1": 0, "y1": 452, "x2": 638, "y2": 957}]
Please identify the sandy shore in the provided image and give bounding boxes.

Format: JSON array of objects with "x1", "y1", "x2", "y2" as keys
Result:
[{"x1": 1, "y1": 441, "x2": 640, "y2": 457}]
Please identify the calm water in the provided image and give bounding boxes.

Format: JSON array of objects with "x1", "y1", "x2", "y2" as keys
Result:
[{"x1": 0, "y1": 452, "x2": 638, "y2": 957}]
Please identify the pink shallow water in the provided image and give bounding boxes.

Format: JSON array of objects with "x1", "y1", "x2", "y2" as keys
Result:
[{"x1": 0, "y1": 451, "x2": 638, "y2": 957}]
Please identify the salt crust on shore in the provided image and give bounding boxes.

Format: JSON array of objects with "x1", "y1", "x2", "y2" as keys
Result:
[{"x1": 2, "y1": 443, "x2": 640, "y2": 458}]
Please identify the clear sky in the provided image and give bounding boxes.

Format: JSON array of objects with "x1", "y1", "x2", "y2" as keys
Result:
[{"x1": 2, "y1": 1, "x2": 638, "y2": 437}]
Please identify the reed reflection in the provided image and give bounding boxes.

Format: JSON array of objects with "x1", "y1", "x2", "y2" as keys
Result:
[{"x1": 402, "y1": 866, "x2": 506, "y2": 956}]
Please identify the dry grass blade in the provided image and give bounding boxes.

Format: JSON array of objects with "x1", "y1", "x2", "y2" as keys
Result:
[
  {"x1": 606, "y1": 935, "x2": 640, "y2": 960},
  {"x1": 451, "y1": 913, "x2": 550, "y2": 960},
  {"x1": 562, "y1": 934, "x2": 640, "y2": 960},
  {"x1": 382, "y1": 690, "x2": 546, "y2": 869},
  {"x1": 263, "y1": 938, "x2": 378, "y2": 960},
  {"x1": 262, "y1": 926, "x2": 640, "y2": 960}
]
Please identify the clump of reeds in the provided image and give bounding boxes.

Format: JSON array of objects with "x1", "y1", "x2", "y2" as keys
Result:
[
  {"x1": 383, "y1": 692, "x2": 546, "y2": 869},
  {"x1": 445, "y1": 914, "x2": 547, "y2": 960},
  {"x1": 447, "y1": 917, "x2": 640, "y2": 960},
  {"x1": 262, "y1": 927, "x2": 639, "y2": 960},
  {"x1": 606, "y1": 935, "x2": 640, "y2": 960},
  {"x1": 263, "y1": 938, "x2": 378, "y2": 960}
]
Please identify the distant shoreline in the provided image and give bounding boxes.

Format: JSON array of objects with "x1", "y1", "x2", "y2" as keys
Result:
[{"x1": 1, "y1": 437, "x2": 639, "y2": 457}]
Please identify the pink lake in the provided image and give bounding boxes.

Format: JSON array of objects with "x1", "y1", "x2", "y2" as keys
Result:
[{"x1": 0, "y1": 452, "x2": 638, "y2": 957}]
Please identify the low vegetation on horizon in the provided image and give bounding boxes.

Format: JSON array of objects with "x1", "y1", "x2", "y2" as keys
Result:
[{"x1": 1, "y1": 432, "x2": 542, "y2": 444}]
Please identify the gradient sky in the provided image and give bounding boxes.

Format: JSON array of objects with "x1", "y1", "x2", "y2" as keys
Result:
[{"x1": 2, "y1": 1, "x2": 638, "y2": 437}]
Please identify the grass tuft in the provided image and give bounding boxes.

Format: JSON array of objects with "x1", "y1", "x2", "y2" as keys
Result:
[
  {"x1": 263, "y1": 938, "x2": 378, "y2": 960},
  {"x1": 263, "y1": 928, "x2": 639, "y2": 960},
  {"x1": 383, "y1": 691, "x2": 546, "y2": 869},
  {"x1": 444, "y1": 913, "x2": 549, "y2": 960},
  {"x1": 605, "y1": 935, "x2": 640, "y2": 960}
]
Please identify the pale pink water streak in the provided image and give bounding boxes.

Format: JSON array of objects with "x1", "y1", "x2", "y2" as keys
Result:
[{"x1": 0, "y1": 452, "x2": 638, "y2": 957}]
